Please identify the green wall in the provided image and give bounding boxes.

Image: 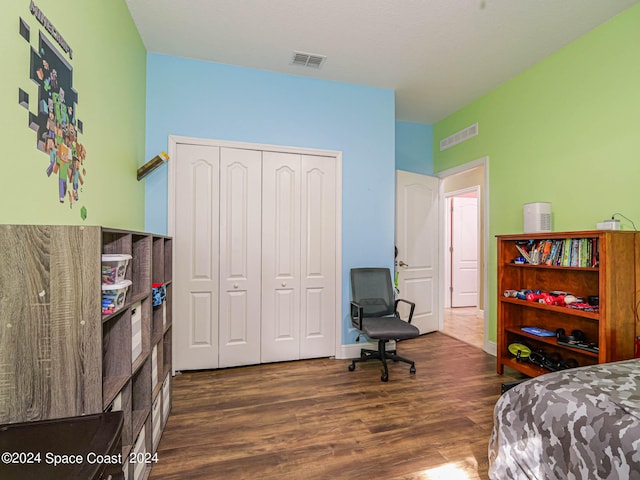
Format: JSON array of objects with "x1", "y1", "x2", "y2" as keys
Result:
[
  {"x1": 434, "y1": 4, "x2": 640, "y2": 343},
  {"x1": 1, "y1": 0, "x2": 146, "y2": 229}
]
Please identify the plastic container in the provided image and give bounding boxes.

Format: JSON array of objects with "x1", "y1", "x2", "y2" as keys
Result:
[
  {"x1": 102, "y1": 279, "x2": 132, "y2": 315},
  {"x1": 152, "y1": 283, "x2": 166, "y2": 307},
  {"x1": 101, "y1": 254, "x2": 132, "y2": 284}
]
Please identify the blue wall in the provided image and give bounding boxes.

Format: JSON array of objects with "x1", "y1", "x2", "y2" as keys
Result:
[
  {"x1": 144, "y1": 53, "x2": 395, "y2": 345},
  {"x1": 395, "y1": 121, "x2": 433, "y2": 175}
]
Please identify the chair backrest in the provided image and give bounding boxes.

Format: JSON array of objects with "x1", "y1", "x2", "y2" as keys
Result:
[{"x1": 350, "y1": 268, "x2": 395, "y2": 317}]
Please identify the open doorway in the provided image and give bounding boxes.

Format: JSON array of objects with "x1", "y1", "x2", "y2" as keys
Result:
[{"x1": 438, "y1": 162, "x2": 486, "y2": 351}]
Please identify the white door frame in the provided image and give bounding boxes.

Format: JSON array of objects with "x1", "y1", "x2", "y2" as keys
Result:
[
  {"x1": 167, "y1": 135, "x2": 343, "y2": 362},
  {"x1": 445, "y1": 186, "x2": 480, "y2": 308},
  {"x1": 436, "y1": 156, "x2": 494, "y2": 355}
]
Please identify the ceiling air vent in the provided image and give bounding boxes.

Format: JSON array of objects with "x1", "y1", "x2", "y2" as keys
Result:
[
  {"x1": 439, "y1": 123, "x2": 479, "y2": 151},
  {"x1": 291, "y1": 51, "x2": 326, "y2": 69}
]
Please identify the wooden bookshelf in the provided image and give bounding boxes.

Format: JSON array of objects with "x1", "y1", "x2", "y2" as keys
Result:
[{"x1": 497, "y1": 230, "x2": 638, "y2": 377}]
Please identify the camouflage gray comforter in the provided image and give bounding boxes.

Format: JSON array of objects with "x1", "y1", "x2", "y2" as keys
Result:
[{"x1": 489, "y1": 359, "x2": 640, "y2": 479}]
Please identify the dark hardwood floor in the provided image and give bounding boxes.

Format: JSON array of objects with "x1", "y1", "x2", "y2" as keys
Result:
[{"x1": 151, "y1": 332, "x2": 523, "y2": 480}]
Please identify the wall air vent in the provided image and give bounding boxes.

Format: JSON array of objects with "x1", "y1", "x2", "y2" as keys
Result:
[
  {"x1": 291, "y1": 51, "x2": 326, "y2": 69},
  {"x1": 439, "y1": 123, "x2": 479, "y2": 151}
]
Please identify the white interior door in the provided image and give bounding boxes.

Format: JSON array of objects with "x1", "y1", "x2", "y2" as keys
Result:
[
  {"x1": 261, "y1": 152, "x2": 301, "y2": 363},
  {"x1": 451, "y1": 196, "x2": 478, "y2": 307},
  {"x1": 173, "y1": 144, "x2": 220, "y2": 370},
  {"x1": 395, "y1": 170, "x2": 440, "y2": 334},
  {"x1": 218, "y1": 147, "x2": 262, "y2": 367},
  {"x1": 299, "y1": 155, "x2": 336, "y2": 358}
]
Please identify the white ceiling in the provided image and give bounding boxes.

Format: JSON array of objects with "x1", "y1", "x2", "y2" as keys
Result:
[{"x1": 125, "y1": 0, "x2": 638, "y2": 123}]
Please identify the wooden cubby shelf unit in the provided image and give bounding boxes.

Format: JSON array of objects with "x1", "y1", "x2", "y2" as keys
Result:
[
  {"x1": 0, "y1": 225, "x2": 172, "y2": 480},
  {"x1": 497, "y1": 230, "x2": 638, "y2": 378}
]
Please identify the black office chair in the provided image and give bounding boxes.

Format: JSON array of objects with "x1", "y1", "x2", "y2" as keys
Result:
[{"x1": 348, "y1": 268, "x2": 419, "y2": 382}]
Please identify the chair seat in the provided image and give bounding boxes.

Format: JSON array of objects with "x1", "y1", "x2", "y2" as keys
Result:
[{"x1": 361, "y1": 315, "x2": 419, "y2": 340}]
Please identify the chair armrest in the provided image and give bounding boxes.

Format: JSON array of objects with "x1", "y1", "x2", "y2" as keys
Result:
[
  {"x1": 350, "y1": 301, "x2": 364, "y2": 330},
  {"x1": 395, "y1": 298, "x2": 416, "y2": 323}
]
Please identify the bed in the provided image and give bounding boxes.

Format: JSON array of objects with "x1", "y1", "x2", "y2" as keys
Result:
[{"x1": 488, "y1": 358, "x2": 640, "y2": 479}]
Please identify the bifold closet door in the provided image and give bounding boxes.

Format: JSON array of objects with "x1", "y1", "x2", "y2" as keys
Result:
[
  {"x1": 261, "y1": 152, "x2": 302, "y2": 363},
  {"x1": 300, "y1": 155, "x2": 336, "y2": 358},
  {"x1": 261, "y1": 153, "x2": 337, "y2": 362},
  {"x1": 218, "y1": 147, "x2": 262, "y2": 368},
  {"x1": 174, "y1": 144, "x2": 221, "y2": 370},
  {"x1": 173, "y1": 143, "x2": 338, "y2": 371}
]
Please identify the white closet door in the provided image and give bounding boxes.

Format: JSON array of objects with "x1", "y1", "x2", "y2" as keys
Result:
[
  {"x1": 300, "y1": 155, "x2": 336, "y2": 358},
  {"x1": 173, "y1": 144, "x2": 220, "y2": 370},
  {"x1": 261, "y1": 152, "x2": 301, "y2": 363},
  {"x1": 218, "y1": 148, "x2": 262, "y2": 367}
]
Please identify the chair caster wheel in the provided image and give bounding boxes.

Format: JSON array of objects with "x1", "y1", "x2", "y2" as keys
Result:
[
  {"x1": 348, "y1": 363, "x2": 356, "y2": 371},
  {"x1": 381, "y1": 374, "x2": 388, "y2": 382},
  {"x1": 410, "y1": 365, "x2": 416, "y2": 374}
]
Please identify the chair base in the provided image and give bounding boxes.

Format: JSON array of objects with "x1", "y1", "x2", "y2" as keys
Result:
[{"x1": 348, "y1": 339, "x2": 416, "y2": 382}]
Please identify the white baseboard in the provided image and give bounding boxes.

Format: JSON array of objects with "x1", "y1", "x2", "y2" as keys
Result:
[
  {"x1": 484, "y1": 340, "x2": 497, "y2": 356},
  {"x1": 337, "y1": 340, "x2": 396, "y2": 360}
]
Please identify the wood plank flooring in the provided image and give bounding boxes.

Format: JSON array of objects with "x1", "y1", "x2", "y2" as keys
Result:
[{"x1": 151, "y1": 333, "x2": 523, "y2": 480}]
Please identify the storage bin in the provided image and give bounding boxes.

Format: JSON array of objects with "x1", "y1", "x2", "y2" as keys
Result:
[
  {"x1": 151, "y1": 345, "x2": 158, "y2": 391},
  {"x1": 162, "y1": 373, "x2": 171, "y2": 425},
  {"x1": 101, "y1": 254, "x2": 132, "y2": 284},
  {"x1": 111, "y1": 391, "x2": 122, "y2": 412},
  {"x1": 152, "y1": 394, "x2": 162, "y2": 451},
  {"x1": 131, "y1": 302, "x2": 142, "y2": 363},
  {"x1": 102, "y1": 279, "x2": 132, "y2": 315},
  {"x1": 132, "y1": 428, "x2": 146, "y2": 480}
]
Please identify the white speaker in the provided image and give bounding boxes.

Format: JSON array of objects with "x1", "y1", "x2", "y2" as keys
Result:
[{"x1": 524, "y1": 202, "x2": 552, "y2": 233}]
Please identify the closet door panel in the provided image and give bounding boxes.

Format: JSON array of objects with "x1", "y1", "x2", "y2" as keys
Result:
[
  {"x1": 219, "y1": 148, "x2": 262, "y2": 367},
  {"x1": 174, "y1": 144, "x2": 220, "y2": 370},
  {"x1": 300, "y1": 155, "x2": 336, "y2": 358},
  {"x1": 261, "y1": 152, "x2": 301, "y2": 363}
]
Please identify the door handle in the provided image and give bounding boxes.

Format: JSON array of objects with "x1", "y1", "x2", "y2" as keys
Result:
[{"x1": 399, "y1": 261, "x2": 409, "y2": 267}]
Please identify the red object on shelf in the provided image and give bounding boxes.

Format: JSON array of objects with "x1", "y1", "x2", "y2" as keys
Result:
[{"x1": 542, "y1": 294, "x2": 555, "y2": 305}]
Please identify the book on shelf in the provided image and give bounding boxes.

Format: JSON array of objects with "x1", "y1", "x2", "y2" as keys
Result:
[
  {"x1": 545, "y1": 240, "x2": 560, "y2": 265},
  {"x1": 515, "y1": 244, "x2": 531, "y2": 263},
  {"x1": 514, "y1": 237, "x2": 598, "y2": 268}
]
